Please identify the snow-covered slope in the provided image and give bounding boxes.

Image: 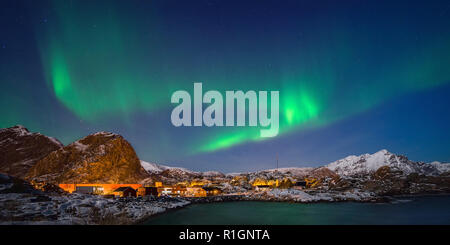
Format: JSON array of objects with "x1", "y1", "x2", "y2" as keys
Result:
[
  {"x1": 140, "y1": 161, "x2": 168, "y2": 173},
  {"x1": 202, "y1": 171, "x2": 225, "y2": 177},
  {"x1": 139, "y1": 161, "x2": 229, "y2": 184},
  {"x1": 228, "y1": 167, "x2": 313, "y2": 177},
  {"x1": 141, "y1": 149, "x2": 449, "y2": 181},
  {"x1": 326, "y1": 149, "x2": 446, "y2": 176},
  {"x1": 140, "y1": 161, "x2": 196, "y2": 174},
  {"x1": 260, "y1": 167, "x2": 314, "y2": 176},
  {"x1": 430, "y1": 161, "x2": 450, "y2": 174}
]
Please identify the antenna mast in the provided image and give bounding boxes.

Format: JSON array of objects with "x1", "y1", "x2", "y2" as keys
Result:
[{"x1": 276, "y1": 153, "x2": 279, "y2": 170}]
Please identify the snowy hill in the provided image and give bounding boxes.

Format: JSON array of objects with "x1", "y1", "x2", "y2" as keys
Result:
[
  {"x1": 140, "y1": 149, "x2": 450, "y2": 181},
  {"x1": 259, "y1": 167, "x2": 314, "y2": 176},
  {"x1": 326, "y1": 149, "x2": 449, "y2": 176},
  {"x1": 430, "y1": 161, "x2": 450, "y2": 174},
  {"x1": 139, "y1": 161, "x2": 231, "y2": 184},
  {"x1": 140, "y1": 161, "x2": 225, "y2": 177},
  {"x1": 140, "y1": 161, "x2": 195, "y2": 174}
]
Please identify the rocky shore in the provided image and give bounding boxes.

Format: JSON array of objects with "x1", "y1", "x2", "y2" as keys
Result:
[
  {"x1": 0, "y1": 174, "x2": 189, "y2": 225},
  {"x1": 1, "y1": 178, "x2": 446, "y2": 225},
  {"x1": 181, "y1": 190, "x2": 385, "y2": 204},
  {"x1": 0, "y1": 193, "x2": 190, "y2": 225}
]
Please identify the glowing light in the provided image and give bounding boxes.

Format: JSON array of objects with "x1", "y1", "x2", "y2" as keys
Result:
[{"x1": 21, "y1": 0, "x2": 450, "y2": 157}]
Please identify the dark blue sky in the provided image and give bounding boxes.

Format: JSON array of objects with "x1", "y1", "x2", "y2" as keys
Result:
[{"x1": 1, "y1": 0, "x2": 450, "y2": 172}]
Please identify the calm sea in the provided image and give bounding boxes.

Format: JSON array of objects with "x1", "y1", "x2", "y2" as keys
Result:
[{"x1": 144, "y1": 195, "x2": 450, "y2": 225}]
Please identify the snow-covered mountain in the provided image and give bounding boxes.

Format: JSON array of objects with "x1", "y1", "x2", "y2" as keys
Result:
[
  {"x1": 202, "y1": 171, "x2": 225, "y2": 177},
  {"x1": 3, "y1": 124, "x2": 448, "y2": 190},
  {"x1": 326, "y1": 149, "x2": 450, "y2": 176},
  {"x1": 258, "y1": 167, "x2": 314, "y2": 176},
  {"x1": 140, "y1": 161, "x2": 195, "y2": 174},
  {"x1": 145, "y1": 149, "x2": 450, "y2": 182},
  {"x1": 0, "y1": 125, "x2": 63, "y2": 178},
  {"x1": 430, "y1": 161, "x2": 450, "y2": 174},
  {"x1": 140, "y1": 161, "x2": 225, "y2": 181}
]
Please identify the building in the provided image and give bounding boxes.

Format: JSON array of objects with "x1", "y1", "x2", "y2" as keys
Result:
[
  {"x1": 137, "y1": 187, "x2": 158, "y2": 197},
  {"x1": 185, "y1": 186, "x2": 207, "y2": 197},
  {"x1": 158, "y1": 187, "x2": 173, "y2": 196},
  {"x1": 112, "y1": 187, "x2": 137, "y2": 197},
  {"x1": 293, "y1": 181, "x2": 307, "y2": 190},
  {"x1": 189, "y1": 180, "x2": 209, "y2": 187},
  {"x1": 203, "y1": 187, "x2": 222, "y2": 196},
  {"x1": 59, "y1": 184, "x2": 142, "y2": 194},
  {"x1": 254, "y1": 185, "x2": 270, "y2": 192},
  {"x1": 74, "y1": 186, "x2": 104, "y2": 195},
  {"x1": 154, "y1": 182, "x2": 163, "y2": 187},
  {"x1": 171, "y1": 186, "x2": 187, "y2": 197}
]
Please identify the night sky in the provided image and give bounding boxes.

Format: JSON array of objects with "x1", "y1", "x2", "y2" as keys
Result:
[{"x1": 1, "y1": 0, "x2": 450, "y2": 173}]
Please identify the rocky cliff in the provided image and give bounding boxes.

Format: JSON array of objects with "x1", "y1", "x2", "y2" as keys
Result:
[
  {"x1": 0, "y1": 125, "x2": 63, "y2": 179},
  {"x1": 26, "y1": 132, "x2": 150, "y2": 184}
]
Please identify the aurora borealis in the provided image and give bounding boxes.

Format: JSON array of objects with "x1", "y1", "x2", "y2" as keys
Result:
[{"x1": 1, "y1": 0, "x2": 450, "y2": 172}]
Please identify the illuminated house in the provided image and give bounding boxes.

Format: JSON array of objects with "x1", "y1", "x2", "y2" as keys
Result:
[
  {"x1": 59, "y1": 184, "x2": 143, "y2": 195},
  {"x1": 137, "y1": 187, "x2": 158, "y2": 197},
  {"x1": 252, "y1": 178, "x2": 277, "y2": 187},
  {"x1": 74, "y1": 186, "x2": 104, "y2": 195},
  {"x1": 251, "y1": 178, "x2": 294, "y2": 189},
  {"x1": 185, "y1": 186, "x2": 207, "y2": 197},
  {"x1": 112, "y1": 187, "x2": 137, "y2": 197},
  {"x1": 203, "y1": 187, "x2": 222, "y2": 196},
  {"x1": 171, "y1": 186, "x2": 187, "y2": 197},
  {"x1": 254, "y1": 185, "x2": 270, "y2": 192},
  {"x1": 231, "y1": 176, "x2": 249, "y2": 187},
  {"x1": 158, "y1": 186, "x2": 173, "y2": 196},
  {"x1": 189, "y1": 180, "x2": 209, "y2": 187}
]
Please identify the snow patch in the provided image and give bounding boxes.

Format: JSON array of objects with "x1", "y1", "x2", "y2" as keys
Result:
[
  {"x1": 140, "y1": 160, "x2": 197, "y2": 174},
  {"x1": 430, "y1": 161, "x2": 450, "y2": 174},
  {"x1": 71, "y1": 141, "x2": 89, "y2": 152}
]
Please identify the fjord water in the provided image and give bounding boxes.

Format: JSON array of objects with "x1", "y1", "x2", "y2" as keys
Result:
[{"x1": 145, "y1": 195, "x2": 450, "y2": 225}]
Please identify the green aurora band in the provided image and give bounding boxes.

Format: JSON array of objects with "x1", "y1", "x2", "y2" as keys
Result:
[{"x1": 33, "y1": 1, "x2": 450, "y2": 154}]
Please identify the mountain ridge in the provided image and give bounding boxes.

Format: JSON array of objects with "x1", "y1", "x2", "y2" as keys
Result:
[
  {"x1": 1, "y1": 125, "x2": 449, "y2": 184},
  {"x1": 26, "y1": 131, "x2": 150, "y2": 184},
  {"x1": 0, "y1": 125, "x2": 63, "y2": 179},
  {"x1": 326, "y1": 149, "x2": 450, "y2": 177}
]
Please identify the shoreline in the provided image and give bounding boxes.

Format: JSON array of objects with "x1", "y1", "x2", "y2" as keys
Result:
[
  {"x1": 135, "y1": 192, "x2": 450, "y2": 225},
  {"x1": 2, "y1": 186, "x2": 449, "y2": 225}
]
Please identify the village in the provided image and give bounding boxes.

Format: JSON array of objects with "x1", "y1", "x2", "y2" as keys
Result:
[{"x1": 56, "y1": 176, "x2": 317, "y2": 199}]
